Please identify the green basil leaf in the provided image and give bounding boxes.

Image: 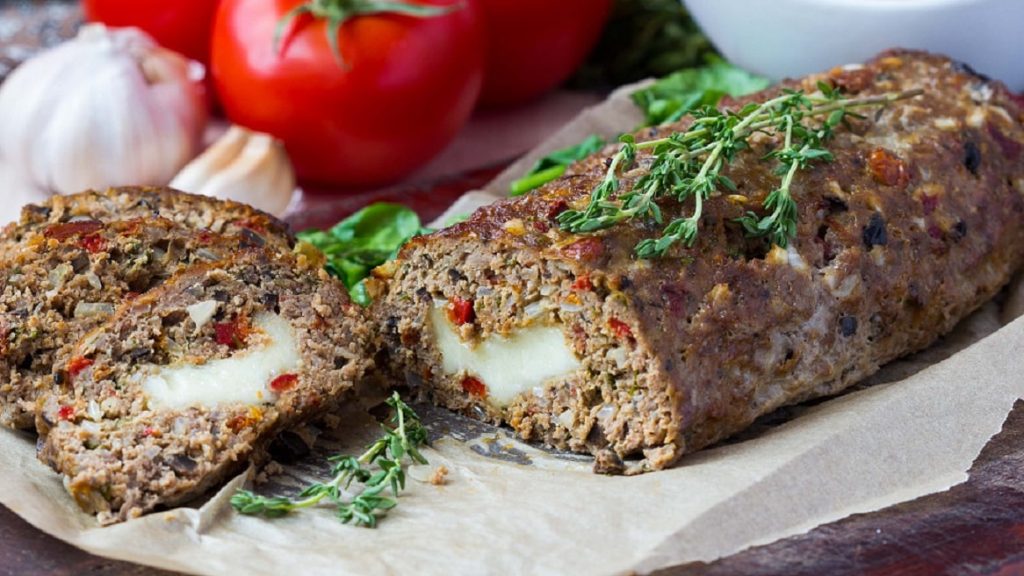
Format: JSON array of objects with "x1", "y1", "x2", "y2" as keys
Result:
[
  {"x1": 297, "y1": 203, "x2": 424, "y2": 305},
  {"x1": 509, "y1": 135, "x2": 607, "y2": 196},
  {"x1": 531, "y1": 134, "x2": 607, "y2": 173},
  {"x1": 328, "y1": 203, "x2": 421, "y2": 252},
  {"x1": 631, "y1": 58, "x2": 771, "y2": 126}
]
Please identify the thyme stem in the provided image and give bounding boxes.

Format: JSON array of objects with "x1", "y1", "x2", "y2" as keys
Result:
[
  {"x1": 231, "y1": 392, "x2": 428, "y2": 527},
  {"x1": 629, "y1": 89, "x2": 921, "y2": 154},
  {"x1": 558, "y1": 86, "x2": 922, "y2": 258}
]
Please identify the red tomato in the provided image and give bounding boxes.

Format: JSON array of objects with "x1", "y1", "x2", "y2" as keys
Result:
[
  {"x1": 211, "y1": 0, "x2": 485, "y2": 187},
  {"x1": 477, "y1": 0, "x2": 612, "y2": 108},
  {"x1": 81, "y1": 0, "x2": 219, "y2": 65}
]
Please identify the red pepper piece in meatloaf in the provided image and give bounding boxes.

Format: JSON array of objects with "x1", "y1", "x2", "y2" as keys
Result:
[
  {"x1": 37, "y1": 248, "x2": 374, "y2": 524},
  {"x1": 373, "y1": 50, "x2": 1024, "y2": 474}
]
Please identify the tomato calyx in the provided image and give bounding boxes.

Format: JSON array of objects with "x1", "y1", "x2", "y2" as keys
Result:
[{"x1": 274, "y1": 0, "x2": 462, "y2": 67}]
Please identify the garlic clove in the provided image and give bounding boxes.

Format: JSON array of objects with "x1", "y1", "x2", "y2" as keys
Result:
[
  {"x1": 170, "y1": 126, "x2": 296, "y2": 216},
  {"x1": 170, "y1": 126, "x2": 250, "y2": 190}
]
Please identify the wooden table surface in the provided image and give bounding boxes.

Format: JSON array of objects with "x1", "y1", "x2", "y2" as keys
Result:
[{"x1": 3, "y1": 2, "x2": 1024, "y2": 575}]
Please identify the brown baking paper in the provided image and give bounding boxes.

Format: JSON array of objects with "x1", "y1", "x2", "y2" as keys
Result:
[{"x1": 2, "y1": 82, "x2": 1024, "y2": 576}]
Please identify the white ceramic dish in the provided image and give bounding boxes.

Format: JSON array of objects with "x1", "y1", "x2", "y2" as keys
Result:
[{"x1": 683, "y1": 0, "x2": 1024, "y2": 91}]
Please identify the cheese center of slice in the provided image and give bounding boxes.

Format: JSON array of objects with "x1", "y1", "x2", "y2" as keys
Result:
[
  {"x1": 142, "y1": 312, "x2": 300, "y2": 410},
  {"x1": 429, "y1": 305, "x2": 580, "y2": 408}
]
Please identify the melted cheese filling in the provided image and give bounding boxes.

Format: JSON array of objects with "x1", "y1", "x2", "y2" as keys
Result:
[
  {"x1": 429, "y1": 306, "x2": 580, "y2": 407},
  {"x1": 142, "y1": 312, "x2": 300, "y2": 410}
]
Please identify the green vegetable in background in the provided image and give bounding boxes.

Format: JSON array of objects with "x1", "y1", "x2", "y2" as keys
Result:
[
  {"x1": 297, "y1": 203, "x2": 428, "y2": 305},
  {"x1": 509, "y1": 135, "x2": 606, "y2": 196},
  {"x1": 510, "y1": 61, "x2": 769, "y2": 196},
  {"x1": 570, "y1": 0, "x2": 713, "y2": 90},
  {"x1": 631, "y1": 58, "x2": 772, "y2": 126}
]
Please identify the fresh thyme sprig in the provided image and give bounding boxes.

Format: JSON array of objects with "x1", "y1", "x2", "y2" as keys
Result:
[
  {"x1": 557, "y1": 83, "x2": 923, "y2": 258},
  {"x1": 231, "y1": 392, "x2": 428, "y2": 528}
]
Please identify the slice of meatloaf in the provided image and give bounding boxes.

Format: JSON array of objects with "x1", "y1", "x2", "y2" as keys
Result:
[
  {"x1": 1, "y1": 186, "x2": 292, "y2": 259},
  {"x1": 0, "y1": 187, "x2": 293, "y2": 430},
  {"x1": 0, "y1": 218, "x2": 276, "y2": 429},
  {"x1": 37, "y1": 248, "x2": 373, "y2": 524},
  {"x1": 373, "y1": 50, "x2": 1024, "y2": 474}
]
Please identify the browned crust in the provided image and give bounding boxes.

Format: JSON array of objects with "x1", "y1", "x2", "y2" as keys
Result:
[{"x1": 2, "y1": 186, "x2": 293, "y2": 253}]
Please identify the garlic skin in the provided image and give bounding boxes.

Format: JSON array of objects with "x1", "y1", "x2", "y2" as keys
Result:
[
  {"x1": 170, "y1": 126, "x2": 296, "y2": 216},
  {"x1": 0, "y1": 25, "x2": 207, "y2": 195}
]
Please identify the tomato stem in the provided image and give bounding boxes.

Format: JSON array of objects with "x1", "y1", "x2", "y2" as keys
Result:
[{"x1": 273, "y1": 0, "x2": 463, "y2": 68}]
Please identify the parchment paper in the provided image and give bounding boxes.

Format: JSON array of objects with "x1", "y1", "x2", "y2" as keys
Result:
[{"x1": 2, "y1": 82, "x2": 1024, "y2": 576}]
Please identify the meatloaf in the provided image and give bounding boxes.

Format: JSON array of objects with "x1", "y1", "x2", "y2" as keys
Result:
[
  {"x1": 37, "y1": 247, "x2": 374, "y2": 524},
  {"x1": 373, "y1": 50, "x2": 1024, "y2": 474}
]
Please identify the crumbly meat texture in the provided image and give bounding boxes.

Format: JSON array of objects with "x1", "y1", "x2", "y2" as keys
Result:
[
  {"x1": 1, "y1": 186, "x2": 293, "y2": 259},
  {"x1": 37, "y1": 248, "x2": 374, "y2": 524},
  {"x1": 0, "y1": 217, "x2": 282, "y2": 429},
  {"x1": 375, "y1": 50, "x2": 1024, "y2": 473}
]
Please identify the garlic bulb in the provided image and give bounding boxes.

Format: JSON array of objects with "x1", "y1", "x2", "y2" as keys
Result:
[
  {"x1": 0, "y1": 159, "x2": 51, "y2": 225},
  {"x1": 0, "y1": 25, "x2": 207, "y2": 195},
  {"x1": 170, "y1": 126, "x2": 296, "y2": 216}
]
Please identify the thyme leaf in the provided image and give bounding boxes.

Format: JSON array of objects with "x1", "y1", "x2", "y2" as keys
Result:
[
  {"x1": 559, "y1": 86, "x2": 923, "y2": 258},
  {"x1": 231, "y1": 392, "x2": 428, "y2": 528}
]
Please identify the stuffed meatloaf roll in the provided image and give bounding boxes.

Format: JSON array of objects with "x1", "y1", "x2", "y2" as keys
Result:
[
  {"x1": 38, "y1": 248, "x2": 374, "y2": 523},
  {"x1": 0, "y1": 190, "x2": 293, "y2": 430},
  {"x1": 374, "y1": 50, "x2": 1024, "y2": 473}
]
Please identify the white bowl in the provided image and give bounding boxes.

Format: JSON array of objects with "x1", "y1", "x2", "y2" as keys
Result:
[{"x1": 683, "y1": 0, "x2": 1024, "y2": 91}]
